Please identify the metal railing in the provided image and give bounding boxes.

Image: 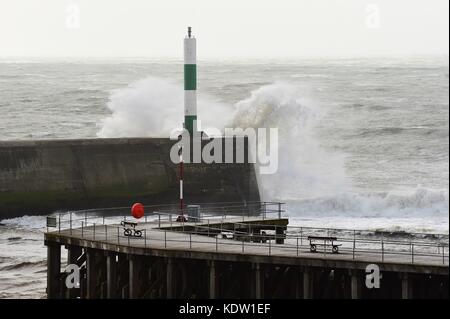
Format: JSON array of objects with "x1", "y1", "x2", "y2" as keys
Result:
[{"x1": 46, "y1": 202, "x2": 449, "y2": 266}]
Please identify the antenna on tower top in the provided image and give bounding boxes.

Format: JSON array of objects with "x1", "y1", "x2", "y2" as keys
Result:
[{"x1": 187, "y1": 26, "x2": 192, "y2": 38}]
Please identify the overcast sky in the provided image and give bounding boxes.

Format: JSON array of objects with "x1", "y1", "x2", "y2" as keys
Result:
[{"x1": 0, "y1": 0, "x2": 448, "y2": 58}]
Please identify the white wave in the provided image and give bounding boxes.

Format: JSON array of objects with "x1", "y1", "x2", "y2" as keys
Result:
[
  {"x1": 286, "y1": 187, "x2": 449, "y2": 218},
  {"x1": 98, "y1": 78, "x2": 350, "y2": 199},
  {"x1": 288, "y1": 216, "x2": 449, "y2": 234},
  {"x1": 231, "y1": 82, "x2": 350, "y2": 199},
  {"x1": 0, "y1": 215, "x2": 47, "y2": 231},
  {"x1": 97, "y1": 76, "x2": 233, "y2": 138}
]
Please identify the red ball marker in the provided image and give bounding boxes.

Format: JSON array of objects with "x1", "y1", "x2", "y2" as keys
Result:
[{"x1": 131, "y1": 203, "x2": 145, "y2": 219}]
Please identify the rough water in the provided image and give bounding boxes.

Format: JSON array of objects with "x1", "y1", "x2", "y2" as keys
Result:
[{"x1": 0, "y1": 57, "x2": 448, "y2": 298}]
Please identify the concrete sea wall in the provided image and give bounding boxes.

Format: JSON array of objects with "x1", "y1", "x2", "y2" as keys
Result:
[{"x1": 0, "y1": 138, "x2": 260, "y2": 218}]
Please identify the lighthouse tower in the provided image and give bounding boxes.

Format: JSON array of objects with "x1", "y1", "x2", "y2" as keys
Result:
[{"x1": 184, "y1": 27, "x2": 197, "y2": 134}]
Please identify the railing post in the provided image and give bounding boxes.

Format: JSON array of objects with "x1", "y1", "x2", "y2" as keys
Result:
[
  {"x1": 58, "y1": 213, "x2": 61, "y2": 234},
  {"x1": 93, "y1": 223, "x2": 96, "y2": 240},
  {"x1": 190, "y1": 233, "x2": 192, "y2": 249},
  {"x1": 296, "y1": 238, "x2": 299, "y2": 257},
  {"x1": 382, "y1": 240, "x2": 384, "y2": 262},
  {"x1": 103, "y1": 215, "x2": 105, "y2": 225},
  {"x1": 275, "y1": 226, "x2": 277, "y2": 244},
  {"x1": 216, "y1": 236, "x2": 218, "y2": 252},
  {"x1": 165, "y1": 230, "x2": 167, "y2": 248},
  {"x1": 261, "y1": 202, "x2": 264, "y2": 220},
  {"x1": 264, "y1": 202, "x2": 267, "y2": 219},
  {"x1": 352, "y1": 230, "x2": 356, "y2": 260},
  {"x1": 158, "y1": 214, "x2": 161, "y2": 228},
  {"x1": 144, "y1": 229, "x2": 147, "y2": 248},
  {"x1": 269, "y1": 239, "x2": 271, "y2": 256},
  {"x1": 411, "y1": 243, "x2": 414, "y2": 264},
  {"x1": 105, "y1": 225, "x2": 108, "y2": 241},
  {"x1": 117, "y1": 226, "x2": 120, "y2": 244},
  {"x1": 278, "y1": 202, "x2": 281, "y2": 219},
  {"x1": 85, "y1": 211, "x2": 87, "y2": 225},
  {"x1": 70, "y1": 212, "x2": 72, "y2": 235},
  {"x1": 242, "y1": 240, "x2": 244, "y2": 253},
  {"x1": 81, "y1": 221, "x2": 84, "y2": 238},
  {"x1": 300, "y1": 227, "x2": 303, "y2": 246},
  {"x1": 443, "y1": 245, "x2": 445, "y2": 265}
]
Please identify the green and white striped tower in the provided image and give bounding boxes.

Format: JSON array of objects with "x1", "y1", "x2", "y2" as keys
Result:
[{"x1": 184, "y1": 27, "x2": 197, "y2": 134}]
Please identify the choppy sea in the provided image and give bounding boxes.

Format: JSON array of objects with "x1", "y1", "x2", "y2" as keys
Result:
[{"x1": 0, "y1": 56, "x2": 448, "y2": 298}]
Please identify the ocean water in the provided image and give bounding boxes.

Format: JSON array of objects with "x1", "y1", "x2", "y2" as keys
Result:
[{"x1": 0, "y1": 57, "x2": 448, "y2": 298}]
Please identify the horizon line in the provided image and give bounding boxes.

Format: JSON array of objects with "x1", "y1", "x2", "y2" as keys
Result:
[{"x1": 0, "y1": 53, "x2": 448, "y2": 62}]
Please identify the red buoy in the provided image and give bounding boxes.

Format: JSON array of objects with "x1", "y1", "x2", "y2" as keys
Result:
[{"x1": 131, "y1": 203, "x2": 145, "y2": 219}]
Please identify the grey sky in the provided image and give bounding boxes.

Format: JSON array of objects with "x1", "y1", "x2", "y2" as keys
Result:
[{"x1": 0, "y1": 0, "x2": 448, "y2": 58}]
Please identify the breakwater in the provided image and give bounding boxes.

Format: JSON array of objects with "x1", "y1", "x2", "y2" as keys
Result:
[{"x1": 0, "y1": 138, "x2": 260, "y2": 217}]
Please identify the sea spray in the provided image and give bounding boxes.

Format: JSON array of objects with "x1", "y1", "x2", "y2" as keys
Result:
[
  {"x1": 97, "y1": 76, "x2": 233, "y2": 138},
  {"x1": 231, "y1": 82, "x2": 350, "y2": 200},
  {"x1": 98, "y1": 78, "x2": 350, "y2": 200}
]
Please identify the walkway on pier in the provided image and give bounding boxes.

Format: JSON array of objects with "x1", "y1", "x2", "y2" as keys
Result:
[{"x1": 46, "y1": 215, "x2": 448, "y2": 274}]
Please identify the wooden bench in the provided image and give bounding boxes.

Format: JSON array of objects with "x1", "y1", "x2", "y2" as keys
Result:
[
  {"x1": 120, "y1": 221, "x2": 142, "y2": 237},
  {"x1": 307, "y1": 236, "x2": 342, "y2": 254}
]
